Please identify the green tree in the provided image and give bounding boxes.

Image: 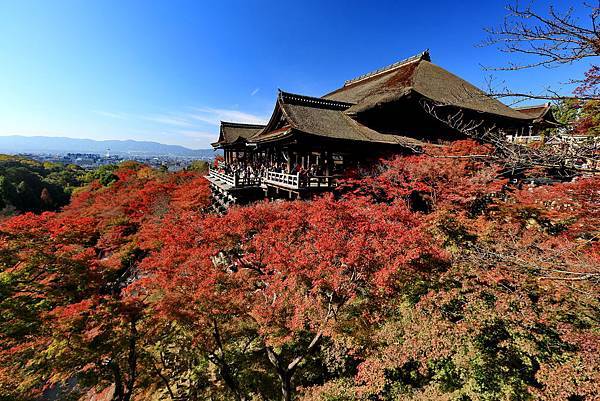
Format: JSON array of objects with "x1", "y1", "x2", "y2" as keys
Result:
[{"x1": 186, "y1": 160, "x2": 209, "y2": 174}]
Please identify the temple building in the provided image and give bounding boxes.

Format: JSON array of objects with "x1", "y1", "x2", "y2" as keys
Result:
[
  {"x1": 507, "y1": 103, "x2": 561, "y2": 143},
  {"x1": 208, "y1": 51, "x2": 557, "y2": 210}
]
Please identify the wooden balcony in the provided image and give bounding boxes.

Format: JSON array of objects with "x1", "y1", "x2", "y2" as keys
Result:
[
  {"x1": 263, "y1": 171, "x2": 337, "y2": 191},
  {"x1": 209, "y1": 165, "x2": 338, "y2": 190},
  {"x1": 207, "y1": 166, "x2": 261, "y2": 190}
]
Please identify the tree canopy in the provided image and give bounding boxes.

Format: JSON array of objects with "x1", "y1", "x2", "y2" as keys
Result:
[
  {"x1": 0, "y1": 142, "x2": 597, "y2": 401},
  {"x1": 0, "y1": 155, "x2": 87, "y2": 216}
]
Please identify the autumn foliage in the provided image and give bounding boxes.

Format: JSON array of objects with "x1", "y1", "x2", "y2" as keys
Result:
[{"x1": 0, "y1": 145, "x2": 598, "y2": 401}]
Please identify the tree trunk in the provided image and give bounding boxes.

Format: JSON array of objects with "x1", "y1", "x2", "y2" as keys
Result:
[
  {"x1": 123, "y1": 319, "x2": 138, "y2": 401},
  {"x1": 265, "y1": 331, "x2": 323, "y2": 401},
  {"x1": 279, "y1": 370, "x2": 293, "y2": 401},
  {"x1": 209, "y1": 355, "x2": 246, "y2": 401},
  {"x1": 109, "y1": 361, "x2": 124, "y2": 401},
  {"x1": 209, "y1": 320, "x2": 248, "y2": 401},
  {"x1": 264, "y1": 349, "x2": 295, "y2": 401}
]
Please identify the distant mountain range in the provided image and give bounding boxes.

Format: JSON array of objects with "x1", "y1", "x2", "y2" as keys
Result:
[{"x1": 0, "y1": 135, "x2": 217, "y2": 157}]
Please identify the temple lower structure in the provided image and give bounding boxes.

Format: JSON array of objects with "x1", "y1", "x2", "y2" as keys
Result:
[{"x1": 208, "y1": 51, "x2": 558, "y2": 209}]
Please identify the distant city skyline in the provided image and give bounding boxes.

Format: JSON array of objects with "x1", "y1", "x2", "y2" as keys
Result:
[
  {"x1": 0, "y1": 134, "x2": 219, "y2": 154},
  {"x1": 0, "y1": 0, "x2": 589, "y2": 148}
]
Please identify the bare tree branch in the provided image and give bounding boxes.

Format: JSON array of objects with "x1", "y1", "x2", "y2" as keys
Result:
[
  {"x1": 481, "y1": 1, "x2": 600, "y2": 70},
  {"x1": 481, "y1": 1, "x2": 599, "y2": 102},
  {"x1": 421, "y1": 99, "x2": 600, "y2": 174}
]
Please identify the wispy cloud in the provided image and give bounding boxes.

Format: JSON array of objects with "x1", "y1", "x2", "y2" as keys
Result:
[
  {"x1": 93, "y1": 110, "x2": 129, "y2": 119},
  {"x1": 95, "y1": 107, "x2": 267, "y2": 127},
  {"x1": 188, "y1": 107, "x2": 268, "y2": 126},
  {"x1": 177, "y1": 130, "x2": 216, "y2": 139},
  {"x1": 141, "y1": 114, "x2": 193, "y2": 127},
  {"x1": 250, "y1": 87, "x2": 260, "y2": 96},
  {"x1": 92, "y1": 106, "x2": 268, "y2": 147}
]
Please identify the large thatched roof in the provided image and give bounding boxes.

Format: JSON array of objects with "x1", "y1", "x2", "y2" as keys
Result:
[
  {"x1": 324, "y1": 51, "x2": 532, "y2": 120},
  {"x1": 249, "y1": 91, "x2": 424, "y2": 147}
]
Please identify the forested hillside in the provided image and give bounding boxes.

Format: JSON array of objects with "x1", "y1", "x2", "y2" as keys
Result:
[
  {"x1": 0, "y1": 142, "x2": 597, "y2": 401},
  {"x1": 0, "y1": 155, "x2": 86, "y2": 215}
]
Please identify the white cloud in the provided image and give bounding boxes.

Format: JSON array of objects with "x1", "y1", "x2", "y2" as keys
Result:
[
  {"x1": 94, "y1": 110, "x2": 129, "y2": 119},
  {"x1": 141, "y1": 114, "x2": 193, "y2": 127},
  {"x1": 95, "y1": 107, "x2": 267, "y2": 127},
  {"x1": 189, "y1": 107, "x2": 268, "y2": 126},
  {"x1": 90, "y1": 106, "x2": 268, "y2": 148},
  {"x1": 177, "y1": 130, "x2": 216, "y2": 139},
  {"x1": 250, "y1": 88, "x2": 260, "y2": 96}
]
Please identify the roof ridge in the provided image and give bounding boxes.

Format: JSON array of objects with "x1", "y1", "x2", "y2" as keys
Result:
[
  {"x1": 220, "y1": 121, "x2": 266, "y2": 128},
  {"x1": 343, "y1": 50, "x2": 430, "y2": 87},
  {"x1": 278, "y1": 90, "x2": 354, "y2": 110},
  {"x1": 512, "y1": 102, "x2": 551, "y2": 110}
]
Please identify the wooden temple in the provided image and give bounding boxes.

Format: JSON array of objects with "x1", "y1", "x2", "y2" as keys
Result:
[
  {"x1": 208, "y1": 51, "x2": 557, "y2": 210},
  {"x1": 507, "y1": 103, "x2": 561, "y2": 143}
]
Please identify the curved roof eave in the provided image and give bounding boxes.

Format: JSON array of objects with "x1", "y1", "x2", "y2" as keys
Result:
[{"x1": 249, "y1": 90, "x2": 299, "y2": 142}]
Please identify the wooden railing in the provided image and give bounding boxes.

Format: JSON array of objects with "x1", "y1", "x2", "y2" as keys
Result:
[
  {"x1": 236, "y1": 173, "x2": 261, "y2": 187},
  {"x1": 208, "y1": 166, "x2": 260, "y2": 188},
  {"x1": 208, "y1": 166, "x2": 236, "y2": 186},
  {"x1": 209, "y1": 166, "x2": 339, "y2": 190},
  {"x1": 263, "y1": 170, "x2": 338, "y2": 190},
  {"x1": 304, "y1": 175, "x2": 338, "y2": 188},
  {"x1": 263, "y1": 171, "x2": 299, "y2": 188}
]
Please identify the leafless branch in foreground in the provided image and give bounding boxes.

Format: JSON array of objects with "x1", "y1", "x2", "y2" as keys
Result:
[
  {"x1": 482, "y1": 74, "x2": 599, "y2": 103},
  {"x1": 421, "y1": 100, "x2": 600, "y2": 174},
  {"x1": 480, "y1": 1, "x2": 600, "y2": 102},
  {"x1": 481, "y1": 1, "x2": 600, "y2": 71}
]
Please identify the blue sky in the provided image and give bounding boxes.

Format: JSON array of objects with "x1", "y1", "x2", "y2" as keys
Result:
[{"x1": 0, "y1": 0, "x2": 591, "y2": 149}]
